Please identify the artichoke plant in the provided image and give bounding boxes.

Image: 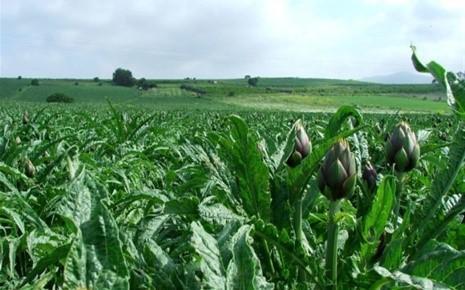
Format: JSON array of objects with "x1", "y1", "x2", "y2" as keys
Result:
[
  {"x1": 318, "y1": 139, "x2": 356, "y2": 201},
  {"x1": 386, "y1": 122, "x2": 420, "y2": 173},
  {"x1": 286, "y1": 122, "x2": 311, "y2": 167}
]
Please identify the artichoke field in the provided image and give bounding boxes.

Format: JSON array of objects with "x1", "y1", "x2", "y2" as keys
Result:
[{"x1": 1, "y1": 52, "x2": 465, "y2": 289}]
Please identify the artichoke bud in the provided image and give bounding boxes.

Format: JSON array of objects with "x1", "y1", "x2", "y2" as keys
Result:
[
  {"x1": 386, "y1": 122, "x2": 420, "y2": 173},
  {"x1": 362, "y1": 162, "x2": 377, "y2": 193},
  {"x1": 22, "y1": 111, "x2": 30, "y2": 125},
  {"x1": 25, "y1": 159, "x2": 36, "y2": 178},
  {"x1": 286, "y1": 123, "x2": 311, "y2": 167},
  {"x1": 318, "y1": 139, "x2": 357, "y2": 201}
]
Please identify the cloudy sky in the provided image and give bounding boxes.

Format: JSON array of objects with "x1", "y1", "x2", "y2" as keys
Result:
[{"x1": 1, "y1": 0, "x2": 464, "y2": 79}]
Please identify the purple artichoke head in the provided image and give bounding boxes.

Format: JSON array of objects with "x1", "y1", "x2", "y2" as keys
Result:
[
  {"x1": 386, "y1": 122, "x2": 420, "y2": 173},
  {"x1": 318, "y1": 139, "x2": 357, "y2": 201},
  {"x1": 362, "y1": 162, "x2": 377, "y2": 193},
  {"x1": 287, "y1": 123, "x2": 312, "y2": 167}
]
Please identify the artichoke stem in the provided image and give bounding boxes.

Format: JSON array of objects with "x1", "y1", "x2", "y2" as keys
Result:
[
  {"x1": 294, "y1": 198, "x2": 303, "y2": 248},
  {"x1": 394, "y1": 172, "x2": 405, "y2": 226},
  {"x1": 326, "y1": 200, "x2": 341, "y2": 290}
]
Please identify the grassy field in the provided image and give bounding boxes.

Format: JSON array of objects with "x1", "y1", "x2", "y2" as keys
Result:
[
  {"x1": 0, "y1": 77, "x2": 447, "y2": 112},
  {"x1": 219, "y1": 92, "x2": 448, "y2": 112}
]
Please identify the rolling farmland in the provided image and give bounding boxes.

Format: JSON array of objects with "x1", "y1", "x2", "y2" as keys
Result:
[{"x1": 1, "y1": 51, "x2": 465, "y2": 289}]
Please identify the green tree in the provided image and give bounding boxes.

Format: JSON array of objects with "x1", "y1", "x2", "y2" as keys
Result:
[
  {"x1": 112, "y1": 68, "x2": 135, "y2": 87},
  {"x1": 247, "y1": 77, "x2": 259, "y2": 87}
]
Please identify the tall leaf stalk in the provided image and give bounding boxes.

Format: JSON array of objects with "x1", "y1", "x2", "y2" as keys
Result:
[
  {"x1": 394, "y1": 172, "x2": 404, "y2": 225},
  {"x1": 294, "y1": 199, "x2": 303, "y2": 247}
]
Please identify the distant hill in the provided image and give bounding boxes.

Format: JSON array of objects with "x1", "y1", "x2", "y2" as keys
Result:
[{"x1": 360, "y1": 72, "x2": 433, "y2": 84}]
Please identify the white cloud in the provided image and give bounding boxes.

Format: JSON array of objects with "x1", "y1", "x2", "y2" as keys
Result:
[{"x1": 0, "y1": 0, "x2": 464, "y2": 78}]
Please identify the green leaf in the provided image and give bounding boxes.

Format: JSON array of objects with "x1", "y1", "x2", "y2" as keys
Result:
[
  {"x1": 273, "y1": 119, "x2": 299, "y2": 171},
  {"x1": 360, "y1": 176, "x2": 396, "y2": 265},
  {"x1": 219, "y1": 115, "x2": 271, "y2": 221},
  {"x1": 1, "y1": 193, "x2": 48, "y2": 233},
  {"x1": 413, "y1": 127, "x2": 465, "y2": 251},
  {"x1": 24, "y1": 243, "x2": 72, "y2": 284},
  {"x1": 325, "y1": 105, "x2": 363, "y2": 139},
  {"x1": 226, "y1": 225, "x2": 273, "y2": 290},
  {"x1": 190, "y1": 221, "x2": 226, "y2": 289},
  {"x1": 411, "y1": 45, "x2": 429, "y2": 73},
  {"x1": 362, "y1": 176, "x2": 396, "y2": 239},
  {"x1": 380, "y1": 209, "x2": 411, "y2": 270},
  {"x1": 58, "y1": 172, "x2": 130, "y2": 290},
  {"x1": 142, "y1": 239, "x2": 179, "y2": 290},
  {"x1": 20, "y1": 270, "x2": 56, "y2": 290},
  {"x1": 403, "y1": 241, "x2": 465, "y2": 289},
  {"x1": 164, "y1": 196, "x2": 200, "y2": 217},
  {"x1": 269, "y1": 175, "x2": 292, "y2": 229},
  {"x1": 0, "y1": 171, "x2": 18, "y2": 193},
  {"x1": 426, "y1": 61, "x2": 447, "y2": 87},
  {"x1": 218, "y1": 222, "x2": 242, "y2": 266},
  {"x1": 410, "y1": 45, "x2": 465, "y2": 116},
  {"x1": 199, "y1": 196, "x2": 245, "y2": 226},
  {"x1": 373, "y1": 265, "x2": 448, "y2": 290}
]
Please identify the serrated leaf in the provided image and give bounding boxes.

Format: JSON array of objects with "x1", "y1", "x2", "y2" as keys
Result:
[
  {"x1": 57, "y1": 172, "x2": 129, "y2": 290},
  {"x1": 190, "y1": 221, "x2": 226, "y2": 289},
  {"x1": 219, "y1": 115, "x2": 271, "y2": 221},
  {"x1": 414, "y1": 127, "x2": 465, "y2": 249},
  {"x1": 373, "y1": 265, "x2": 448, "y2": 290},
  {"x1": 403, "y1": 241, "x2": 465, "y2": 289},
  {"x1": 226, "y1": 225, "x2": 273, "y2": 290}
]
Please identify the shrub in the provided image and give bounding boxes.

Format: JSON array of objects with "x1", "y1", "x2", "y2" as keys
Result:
[
  {"x1": 31, "y1": 79, "x2": 39, "y2": 86},
  {"x1": 180, "y1": 84, "x2": 206, "y2": 95},
  {"x1": 74, "y1": 82, "x2": 79, "y2": 86},
  {"x1": 46, "y1": 93, "x2": 74, "y2": 103},
  {"x1": 93, "y1": 77, "x2": 100, "y2": 82},
  {"x1": 17, "y1": 76, "x2": 22, "y2": 80},
  {"x1": 136, "y1": 78, "x2": 157, "y2": 90}
]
